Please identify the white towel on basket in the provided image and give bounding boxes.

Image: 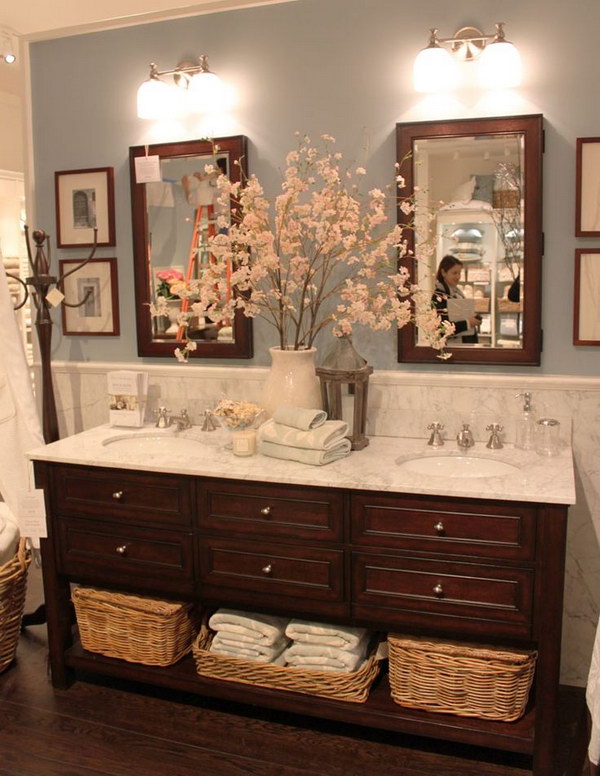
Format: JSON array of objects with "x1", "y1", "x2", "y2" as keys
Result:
[
  {"x1": 285, "y1": 620, "x2": 368, "y2": 651},
  {"x1": 283, "y1": 637, "x2": 368, "y2": 672},
  {"x1": 208, "y1": 608, "x2": 289, "y2": 646},
  {"x1": 210, "y1": 632, "x2": 289, "y2": 663}
]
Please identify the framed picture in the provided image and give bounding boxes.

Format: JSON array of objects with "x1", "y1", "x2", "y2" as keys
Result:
[
  {"x1": 55, "y1": 167, "x2": 116, "y2": 247},
  {"x1": 574, "y1": 249, "x2": 600, "y2": 345},
  {"x1": 575, "y1": 138, "x2": 600, "y2": 237},
  {"x1": 59, "y1": 257, "x2": 120, "y2": 336}
]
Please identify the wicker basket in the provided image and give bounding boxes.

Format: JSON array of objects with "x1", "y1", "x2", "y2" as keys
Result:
[
  {"x1": 493, "y1": 190, "x2": 520, "y2": 209},
  {"x1": 72, "y1": 587, "x2": 198, "y2": 666},
  {"x1": 388, "y1": 634, "x2": 537, "y2": 722},
  {"x1": 192, "y1": 616, "x2": 381, "y2": 703},
  {"x1": 0, "y1": 538, "x2": 31, "y2": 674}
]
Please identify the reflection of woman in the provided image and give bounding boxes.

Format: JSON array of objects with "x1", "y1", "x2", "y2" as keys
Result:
[
  {"x1": 433, "y1": 255, "x2": 481, "y2": 344},
  {"x1": 181, "y1": 170, "x2": 219, "y2": 208}
]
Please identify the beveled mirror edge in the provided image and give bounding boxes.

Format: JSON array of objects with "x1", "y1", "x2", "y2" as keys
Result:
[
  {"x1": 129, "y1": 135, "x2": 253, "y2": 359},
  {"x1": 396, "y1": 114, "x2": 543, "y2": 366}
]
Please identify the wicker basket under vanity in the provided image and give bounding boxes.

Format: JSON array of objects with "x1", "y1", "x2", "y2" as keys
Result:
[
  {"x1": 72, "y1": 587, "x2": 198, "y2": 666},
  {"x1": 387, "y1": 634, "x2": 537, "y2": 722},
  {"x1": 192, "y1": 616, "x2": 382, "y2": 703},
  {"x1": 0, "y1": 539, "x2": 31, "y2": 674}
]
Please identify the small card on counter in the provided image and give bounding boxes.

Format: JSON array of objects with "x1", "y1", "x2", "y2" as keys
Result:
[{"x1": 107, "y1": 370, "x2": 149, "y2": 427}]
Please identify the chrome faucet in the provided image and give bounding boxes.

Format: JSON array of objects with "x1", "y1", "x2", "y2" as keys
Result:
[
  {"x1": 486, "y1": 423, "x2": 504, "y2": 449},
  {"x1": 170, "y1": 409, "x2": 192, "y2": 430},
  {"x1": 154, "y1": 406, "x2": 171, "y2": 429},
  {"x1": 200, "y1": 409, "x2": 219, "y2": 432},
  {"x1": 427, "y1": 422, "x2": 445, "y2": 447},
  {"x1": 456, "y1": 423, "x2": 475, "y2": 450}
]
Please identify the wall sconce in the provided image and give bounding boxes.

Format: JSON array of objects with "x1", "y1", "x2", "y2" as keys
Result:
[
  {"x1": 413, "y1": 22, "x2": 522, "y2": 93},
  {"x1": 0, "y1": 30, "x2": 16, "y2": 65},
  {"x1": 137, "y1": 55, "x2": 225, "y2": 119}
]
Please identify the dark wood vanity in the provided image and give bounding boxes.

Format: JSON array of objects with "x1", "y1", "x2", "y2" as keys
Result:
[{"x1": 34, "y1": 459, "x2": 568, "y2": 776}]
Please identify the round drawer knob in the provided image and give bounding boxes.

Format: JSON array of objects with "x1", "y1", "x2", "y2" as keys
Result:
[
  {"x1": 112, "y1": 491, "x2": 124, "y2": 501},
  {"x1": 116, "y1": 545, "x2": 128, "y2": 556},
  {"x1": 434, "y1": 521, "x2": 445, "y2": 534},
  {"x1": 261, "y1": 564, "x2": 273, "y2": 575},
  {"x1": 260, "y1": 506, "x2": 271, "y2": 516},
  {"x1": 433, "y1": 583, "x2": 444, "y2": 597}
]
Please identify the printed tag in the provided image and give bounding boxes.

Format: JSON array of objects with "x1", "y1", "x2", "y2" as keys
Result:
[
  {"x1": 17, "y1": 490, "x2": 47, "y2": 540},
  {"x1": 45, "y1": 288, "x2": 65, "y2": 307},
  {"x1": 134, "y1": 155, "x2": 161, "y2": 183}
]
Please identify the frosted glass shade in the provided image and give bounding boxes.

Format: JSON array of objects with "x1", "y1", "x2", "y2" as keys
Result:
[
  {"x1": 478, "y1": 40, "x2": 522, "y2": 89},
  {"x1": 188, "y1": 71, "x2": 225, "y2": 113},
  {"x1": 137, "y1": 77, "x2": 184, "y2": 120},
  {"x1": 413, "y1": 46, "x2": 458, "y2": 93}
]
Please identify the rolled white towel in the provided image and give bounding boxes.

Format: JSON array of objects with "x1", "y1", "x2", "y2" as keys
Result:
[
  {"x1": 208, "y1": 608, "x2": 289, "y2": 646},
  {"x1": 212, "y1": 632, "x2": 289, "y2": 659},
  {"x1": 272, "y1": 405, "x2": 327, "y2": 430},
  {"x1": 258, "y1": 439, "x2": 351, "y2": 466},
  {"x1": 285, "y1": 619, "x2": 368, "y2": 651},
  {"x1": 258, "y1": 418, "x2": 349, "y2": 450}
]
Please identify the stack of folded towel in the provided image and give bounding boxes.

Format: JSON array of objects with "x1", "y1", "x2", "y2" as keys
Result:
[
  {"x1": 257, "y1": 405, "x2": 351, "y2": 466},
  {"x1": 282, "y1": 619, "x2": 371, "y2": 673},
  {"x1": 208, "y1": 608, "x2": 290, "y2": 664}
]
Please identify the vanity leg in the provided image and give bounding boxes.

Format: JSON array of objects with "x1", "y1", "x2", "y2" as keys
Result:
[
  {"x1": 40, "y1": 537, "x2": 75, "y2": 689},
  {"x1": 532, "y1": 506, "x2": 568, "y2": 776}
]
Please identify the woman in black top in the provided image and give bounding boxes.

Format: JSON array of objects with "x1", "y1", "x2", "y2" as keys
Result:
[{"x1": 432, "y1": 255, "x2": 481, "y2": 344}]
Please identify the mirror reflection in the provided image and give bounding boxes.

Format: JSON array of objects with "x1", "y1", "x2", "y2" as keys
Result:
[
  {"x1": 397, "y1": 115, "x2": 543, "y2": 366},
  {"x1": 129, "y1": 136, "x2": 252, "y2": 359}
]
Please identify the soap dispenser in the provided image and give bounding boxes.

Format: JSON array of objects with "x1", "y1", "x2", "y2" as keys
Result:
[{"x1": 515, "y1": 392, "x2": 536, "y2": 450}]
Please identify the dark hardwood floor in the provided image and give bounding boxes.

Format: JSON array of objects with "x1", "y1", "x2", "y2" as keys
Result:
[{"x1": 0, "y1": 564, "x2": 591, "y2": 776}]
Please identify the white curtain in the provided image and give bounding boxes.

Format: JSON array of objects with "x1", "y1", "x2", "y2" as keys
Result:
[{"x1": 0, "y1": 256, "x2": 44, "y2": 524}]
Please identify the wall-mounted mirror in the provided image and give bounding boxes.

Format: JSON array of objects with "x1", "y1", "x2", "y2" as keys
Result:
[
  {"x1": 397, "y1": 115, "x2": 543, "y2": 365},
  {"x1": 129, "y1": 135, "x2": 253, "y2": 358}
]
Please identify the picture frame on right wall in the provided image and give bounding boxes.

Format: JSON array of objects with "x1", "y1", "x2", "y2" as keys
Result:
[
  {"x1": 574, "y1": 249, "x2": 600, "y2": 345},
  {"x1": 575, "y1": 138, "x2": 600, "y2": 237}
]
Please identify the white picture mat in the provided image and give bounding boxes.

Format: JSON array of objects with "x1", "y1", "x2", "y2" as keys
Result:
[
  {"x1": 62, "y1": 261, "x2": 114, "y2": 333},
  {"x1": 580, "y1": 143, "x2": 600, "y2": 233},
  {"x1": 57, "y1": 170, "x2": 111, "y2": 244},
  {"x1": 578, "y1": 252, "x2": 600, "y2": 341}
]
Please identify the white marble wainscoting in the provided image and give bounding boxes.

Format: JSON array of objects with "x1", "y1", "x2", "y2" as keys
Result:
[{"x1": 42, "y1": 361, "x2": 600, "y2": 687}]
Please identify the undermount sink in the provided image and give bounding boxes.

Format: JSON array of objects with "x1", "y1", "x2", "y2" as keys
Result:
[
  {"x1": 396, "y1": 454, "x2": 519, "y2": 479},
  {"x1": 102, "y1": 430, "x2": 207, "y2": 455}
]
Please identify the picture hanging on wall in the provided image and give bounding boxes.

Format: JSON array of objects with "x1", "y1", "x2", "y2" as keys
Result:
[
  {"x1": 574, "y1": 249, "x2": 600, "y2": 345},
  {"x1": 575, "y1": 138, "x2": 600, "y2": 237},
  {"x1": 55, "y1": 167, "x2": 116, "y2": 247},
  {"x1": 59, "y1": 257, "x2": 120, "y2": 336}
]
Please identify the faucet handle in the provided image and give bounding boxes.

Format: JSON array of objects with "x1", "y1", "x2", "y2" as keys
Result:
[
  {"x1": 154, "y1": 407, "x2": 171, "y2": 428},
  {"x1": 201, "y1": 409, "x2": 219, "y2": 432},
  {"x1": 427, "y1": 422, "x2": 445, "y2": 447},
  {"x1": 485, "y1": 423, "x2": 504, "y2": 449}
]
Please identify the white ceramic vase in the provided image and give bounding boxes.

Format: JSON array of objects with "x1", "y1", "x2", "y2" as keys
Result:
[{"x1": 261, "y1": 346, "x2": 323, "y2": 418}]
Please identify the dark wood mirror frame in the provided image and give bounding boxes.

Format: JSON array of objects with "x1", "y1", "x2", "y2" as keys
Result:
[
  {"x1": 396, "y1": 115, "x2": 543, "y2": 366},
  {"x1": 129, "y1": 135, "x2": 253, "y2": 359}
]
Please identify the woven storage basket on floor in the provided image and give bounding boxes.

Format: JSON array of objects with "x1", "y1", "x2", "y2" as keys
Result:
[
  {"x1": 72, "y1": 587, "x2": 198, "y2": 666},
  {"x1": 192, "y1": 616, "x2": 381, "y2": 703},
  {"x1": 388, "y1": 634, "x2": 537, "y2": 722},
  {"x1": 0, "y1": 538, "x2": 31, "y2": 674}
]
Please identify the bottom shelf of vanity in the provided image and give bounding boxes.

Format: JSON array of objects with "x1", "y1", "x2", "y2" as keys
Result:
[{"x1": 63, "y1": 642, "x2": 536, "y2": 756}]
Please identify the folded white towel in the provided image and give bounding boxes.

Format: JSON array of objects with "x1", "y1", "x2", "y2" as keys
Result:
[
  {"x1": 210, "y1": 640, "x2": 288, "y2": 665},
  {"x1": 212, "y1": 632, "x2": 289, "y2": 660},
  {"x1": 208, "y1": 609, "x2": 289, "y2": 646},
  {"x1": 285, "y1": 620, "x2": 368, "y2": 650},
  {"x1": 258, "y1": 418, "x2": 349, "y2": 450},
  {"x1": 285, "y1": 658, "x2": 367, "y2": 673},
  {"x1": 272, "y1": 405, "x2": 327, "y2": 430},
  {"x1": 258, "y1": 439, "x2": 351, "y2": 466},
  {"x1": 283, "y1": 638, "x2": 368, "y2": 671}
]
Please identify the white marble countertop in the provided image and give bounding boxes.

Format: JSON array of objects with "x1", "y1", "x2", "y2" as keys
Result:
[{"x1": 27, "y1": 423, "x2": 576, "y2": 505}]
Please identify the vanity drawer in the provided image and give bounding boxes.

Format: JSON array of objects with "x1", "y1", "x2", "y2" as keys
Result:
[
  {"x1": 198, "y1": 536, "x2": 345, "y2": 606},
  {"x1": 57, "y1": 518, "x2": 194, "y2": 594},
  {"x1": 351, "y1": 493, "x2": 536, "y2": 561},
  {"x1": 198, "y1": 479, "x2": 344, "y2": 542},
  {"x1": 352, "y1": 552, "x2": 534, "y2": 639},
  {"x1": 52, "y1": 464, "x2": 193, "y2": 527}
]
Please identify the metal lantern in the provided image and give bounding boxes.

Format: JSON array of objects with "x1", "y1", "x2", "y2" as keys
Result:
[{"x1": 316, "y1": 335, "x2": 373, "y2": 450}]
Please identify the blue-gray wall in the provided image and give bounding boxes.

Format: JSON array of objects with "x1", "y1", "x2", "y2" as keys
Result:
[{"x1": 29, "y1": 0, "x2": 600, "y2": 374}]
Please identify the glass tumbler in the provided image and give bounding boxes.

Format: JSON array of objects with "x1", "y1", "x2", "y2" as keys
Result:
[{"x1": 535, "y1": 417, "x2": 561, "y2": 456}]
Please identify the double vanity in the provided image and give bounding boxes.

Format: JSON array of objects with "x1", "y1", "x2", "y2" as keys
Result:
[{"x1": 30, "y1": 424, "x2": 575, "y2": 776}]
